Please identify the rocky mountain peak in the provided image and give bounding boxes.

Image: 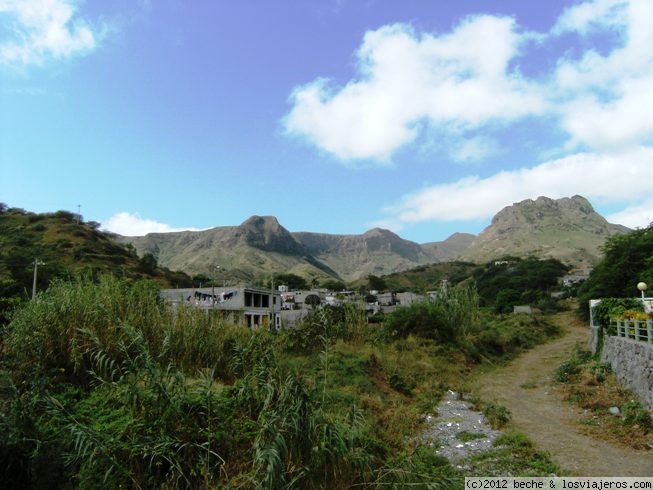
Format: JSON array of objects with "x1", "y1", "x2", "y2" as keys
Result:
[
  {"x1": 236, "y1": 215, "x2": 304, "y2": 254},
  {"x1": 461, "y1": 195, "x2": 629, "y2": 266}
]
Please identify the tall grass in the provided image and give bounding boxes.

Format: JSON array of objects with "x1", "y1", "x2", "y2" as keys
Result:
[
  {"x1": 383, "y1": 285, "x2": 480, "y2": 342},
  {"x1": 5, "y1": 275, "x2": 249, "y2": 384},
  {"x1": 2, "y1": 276, "x2": 378, "y2": 488}
]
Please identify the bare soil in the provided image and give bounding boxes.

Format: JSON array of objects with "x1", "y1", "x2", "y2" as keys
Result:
[{"x1": 473, "y1": 311, "x2": 653, "y2": 477}]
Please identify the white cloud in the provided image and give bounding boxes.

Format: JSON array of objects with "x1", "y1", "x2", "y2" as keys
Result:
[
  {"x1": 102, "y1": 212, "x2": 202, "y2": 236},
  {"x1": 607, "y1": 198, "x2": 653, "y2": 229},
  {"x1": 449, "y1": 136, "x2": 498, "y2": 163},
  {"x1": 553, "y1": 0, "x2": 653, "y2": 150},
  {"x1": 0, "y1": 0, "x2": 101, "y2": 66},
  {"x1": 552, "y1": 0, "x2": 627, "y2": 35},
  {"x1": 284, "y1": 18, "x2": 545, "y2": 161},
  {"x1": 285, "y1": 0, "x2": 653, "y2": 164},
  {"x1": 377, "y1": 147, "x2": 653, "y2": 227}
]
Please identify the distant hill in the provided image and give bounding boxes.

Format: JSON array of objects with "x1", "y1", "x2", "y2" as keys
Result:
[
  {"x1": 120, "y1": 216, "x2": 435, "y2": 282},
  {"x1": 458, "y1": 195, "x2": 630, "y2": 267},
  {"x1": 293, "y1": 227, "x2": 434, "y2": 281},
  {"x1": 0, "y1": 205, "x2": 192, "y2": 322},
  {"x1": 421, "y1": 232, "x2": 476, "y2": 261},
  {"x1": 119, "y1": 216, "x2": 340, "y2": 283},
  {"x1": 117, "y1": 195, "x2": 631, "y2": 283}
]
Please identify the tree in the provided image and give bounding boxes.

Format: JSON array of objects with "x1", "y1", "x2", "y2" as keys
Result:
[
  {"x1": 578, "y1": 227, "x2": 653, "y2": 317},
  {"x1": 139, "y1": 252, "x2": 158, "y2": 274},
  {"x1": 321, "y1": 279, "x2": 346, "y2": 291},
  {"x1": 495, "y1": 288, "x2": 521, "y2": 314},
  {"x1": 265, "y1": 273, "x2": 308, "y2": 291},
  {"x1": 304, "y1": 294, "x2": 321, "y2": 308},
  {"x1": 192, "y1": 274, "x2": 211, "y2": 286},
  {"x1": 367, "y1": 274, "x2": 387, "y2": 292}
]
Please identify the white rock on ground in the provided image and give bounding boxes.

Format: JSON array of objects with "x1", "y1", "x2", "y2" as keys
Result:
[{"x1": 418, "y1": 390, "x2": 503, "y2": 466}]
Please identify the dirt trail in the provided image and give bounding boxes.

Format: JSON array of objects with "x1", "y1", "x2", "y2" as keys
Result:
[{"x1": 473, "y1": 311, "x2": 653, "y2": 476}]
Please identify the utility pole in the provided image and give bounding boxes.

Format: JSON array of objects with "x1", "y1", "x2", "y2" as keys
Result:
[
  {"x1": 270, "y1": 272, "x2": 275, "y2": 330},
  {"x1": 76, "y1": 204, "x2": 81, "y2": 225},
  {"x1": 32, "y1": 259, "x2": 44, "y2": 301},
  {"x1": 212, "y1": 265, "x2": 221, "y2": 308}
]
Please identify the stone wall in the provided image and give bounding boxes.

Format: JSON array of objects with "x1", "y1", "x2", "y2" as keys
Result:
[{"x1": 601, "y1": 336, "x2": 653, "y2": 409}]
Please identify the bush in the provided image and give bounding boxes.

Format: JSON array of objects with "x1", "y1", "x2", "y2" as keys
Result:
[
  {"x1": 554, "y1": 362, "x2": 580, "y2": 383},
  {"x1": 469, "y1": 313, "x2": 560, "y2": 360},
  {"x1": 1, "y1": 276, "x2": 377, "y2": 488},
  {"x1": 483, "y1": 403, "x2": 511, "y2": 429},
  {"x1": 384, "y1": 285, "x2": 479, "y2": 343},
  {"x1": 621, "y1": 402, "x2": 652, "y2": 430}
]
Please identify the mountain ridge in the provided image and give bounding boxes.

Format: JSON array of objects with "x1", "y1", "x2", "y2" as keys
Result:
[{"x1": 117, "y1": 196, "x2": 630, "y2": 281}]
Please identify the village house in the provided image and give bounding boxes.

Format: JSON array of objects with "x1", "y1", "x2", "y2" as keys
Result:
[{"x1": 160, "y1": 286, "x2": 282, "y2": 329}]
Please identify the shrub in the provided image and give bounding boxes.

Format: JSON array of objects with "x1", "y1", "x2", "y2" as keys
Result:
[
  {"x1": 621, "y1": 402, "x2": 652, "y2": 430},
  {"x1": 383, "y1": 285, "x2": 479, "y2": 343},
  {"x1": 483, "y1": 403, "x2": 511, "y2": 429},
  {"x1": 554, "y1": 362, "x2": 580, "y2": 383}
]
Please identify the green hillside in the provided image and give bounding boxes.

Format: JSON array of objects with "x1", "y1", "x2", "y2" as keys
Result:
[
  {"x1": 382, "y1": 261, "x2": 477, "y2": 293},
  {"x1": 379, "y1": 257, "x2": 569, "y2": 311},
  {"x1": 0, "y1": 205, "x2": 191, "y2": 323}
]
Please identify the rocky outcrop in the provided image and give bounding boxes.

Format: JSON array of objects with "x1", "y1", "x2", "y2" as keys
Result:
[{"x1": 459, "y1": 195, "x2": 629, "y2": 266}]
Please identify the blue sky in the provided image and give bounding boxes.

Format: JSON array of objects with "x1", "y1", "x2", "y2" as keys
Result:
[{"x1": 1, "y1": 0, "x2": 651, "y2": 243}]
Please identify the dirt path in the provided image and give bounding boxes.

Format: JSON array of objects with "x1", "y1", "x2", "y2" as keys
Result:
[{"x1": 473, "y1": 311, "x2": 653, "y2": 476}]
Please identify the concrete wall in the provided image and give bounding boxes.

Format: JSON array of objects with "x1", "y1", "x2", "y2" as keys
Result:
[
  {"x1": 601, "y1": 336, "x2": 653, "y2": 409},
  {"x1": 588, "y1": 326, "x2": 600, "y2": 354}
]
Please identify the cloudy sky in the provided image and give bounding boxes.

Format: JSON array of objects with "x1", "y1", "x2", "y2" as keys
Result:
[{"x1": 1, "y1": 0, "x2": 651, "y2": 242}]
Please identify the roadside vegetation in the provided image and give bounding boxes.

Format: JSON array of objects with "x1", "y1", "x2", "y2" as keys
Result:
[
  {"x1": 553, "y1": 224, "x2": 653, "y2": 452},
  {"x1": 1, "y1": 275, "x2": 562, "y2": 488},
  {"x1": 554, "y1": 346, "x2": 652, "y2": 450}
]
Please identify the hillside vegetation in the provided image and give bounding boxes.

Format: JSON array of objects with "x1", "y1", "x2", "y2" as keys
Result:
[
  {"x1": 382, "y1": 257, "x2": 569, "y2": 313},
  {"x1": 578, "y1": 225, "x2": 653, "y2": 312},
  {"x1": 459, "y1": 196, "x2": 628, "y2": 267},
  {"x1": 0, "y1": 205, "x2": 191, "y2": 323}
]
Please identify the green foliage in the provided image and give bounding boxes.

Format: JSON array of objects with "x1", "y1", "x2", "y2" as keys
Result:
[
  {"x1": 263, "y1": 272, "x2": 308, "y2": 290},
  {"x1": 139, "y1": 251, "x2": 158, "y2": 273},
  {"x1": 321, "y1": 278, "x2": 346, "y2": 291},
  {"x1": 494, "y1": 288, "x2": 522, "y2": 313},
  {"x1": 0, "y1": 273, "x2": 570, "y2": 487},
  {"x1": 1, "y1": 276, "x2": 381, "y2": 488},
  {"x1": 304, "y1": 293, "x2": 321, "y2": 307},
  {"x1": 588, "y1": 297, "x2": 644, "y2": 343},
  {"x1": 621, "y1": 402, "x2": 652, "y2": 430},
  {"x1": 474, "y1": 257, "x2": 568, "y2": 308},
  {"x1": 280, "y1": 304, "x2": 369, "y2": 354},
  {"x1": 456, "y1": 431, "x2": 487, "y2": 442},
  {"x1": 469, "y1": 431, "x2": 560, "y2": 476},
  {"x1": 367, "y1": 274, "x2": 387, "y2": 292},
  {"x1": 482, "y1": 403, "x2": 511, "y2": 429},
  {"x1": 372, "y1": 446, "x2": 461, "y2": 489},
  {"x1": 383, "y1": 261, "x2": 477, "y2": 294},
  {"x1": 0, "y1": 207, "x2": 192, "y2": 326},
  {"x1": 384, "y1": 285, "x2": 480, "y2": 342},
  {"x1": 578, "y1": 226, "x2": 653, "y2": 317},
  {"x1": 554, "y1": 346, "x2": 593, "y2": 382},
  {"x1": 554, "y1": 361, "x2": 581, "y2": 383},
  {"x1": 466, "y1": 313, "x2": 560, "y2": 361}
]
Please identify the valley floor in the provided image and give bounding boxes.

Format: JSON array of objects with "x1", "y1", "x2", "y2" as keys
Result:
[{"x1": 473, "y1": 311, "x2": 653, "y2": 476}]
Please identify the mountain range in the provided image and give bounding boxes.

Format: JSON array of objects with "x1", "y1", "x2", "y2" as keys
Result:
[{"x1": 117, "y1": 195, "x2": 629, "y2": 282}]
